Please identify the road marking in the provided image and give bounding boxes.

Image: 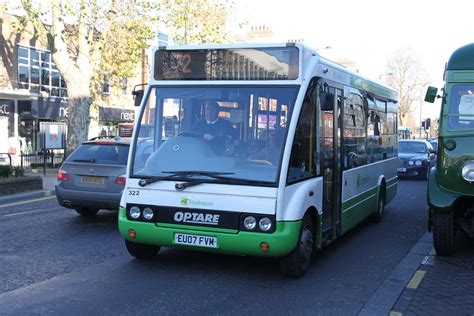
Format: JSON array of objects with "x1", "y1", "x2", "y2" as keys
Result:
[
  {"x1": 0, "y1": 196, "x2": 55, "y2": 209},
  {"x1": 3, "y1": 208, "x2": 48, "y2": 217},
  {"x1": 406, "y1": 270, "x2": 426, "y2": 289},
  {"x1": 389, "y1": 312, "x2": 403, "y2": 316}
]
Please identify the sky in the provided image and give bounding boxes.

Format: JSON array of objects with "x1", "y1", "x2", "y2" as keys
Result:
[{"x1": 234, "y1": 0, "x2": 474, "y2": 119}]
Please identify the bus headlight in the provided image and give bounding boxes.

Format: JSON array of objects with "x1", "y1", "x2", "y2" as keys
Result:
[
  {"x1": 461, "y1": 161, "x2": 474, "y2": 182},
  {"x1": 142, "y1": 207, "x2": 154, "y2": 220},
  {"x1": 243, "y1": 216, "x2": 257, "y2": 230},
  {"x1": 129, "y1": 206, "x2": 141, "y2": 219},
  {"x1": 408, "y1": 161, "x2": 414, "y2": 165},
  {"x1": 259, "y1": 217, "x2": 272, "y2": 231},
  {"x1": 415, "y1": 160, "x2": 422, "y2": 166}
]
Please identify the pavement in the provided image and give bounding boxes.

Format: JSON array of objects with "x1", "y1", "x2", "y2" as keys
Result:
[
  {"x1": 0, "y1": 171, "x2": 473, "y2": 315},
  {"x1": 359, "y1": 231, "x2": 474, "y2": 315},
  {"x1": 0, "y1": 168, "x2": 58, "y2": 205}
]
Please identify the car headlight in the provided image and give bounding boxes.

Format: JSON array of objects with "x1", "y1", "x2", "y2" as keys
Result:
[
  {"x1": 461, "y1": 161, "x2": 474, "y2": 182},
  {"x1": 258, "y1": 217, "x2": 272, "y2": 231},
  {"x1": 243, "y1": 216, "x2": 257, "y2": 230},
  {"x1": 129, "y1": 206, "x2": 141, "y2": 219},
  {"x1": 408, "y1": 160, "x2": 414, "y2": 165},
  {"x1": 415, "y1": 160, "x2": 422, "y2": 166},
  {"x1": 142, "y1": 207, "x2": 154, "y2": 220}
]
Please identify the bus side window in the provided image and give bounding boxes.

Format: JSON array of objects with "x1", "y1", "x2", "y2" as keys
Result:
[{"x1": 287, "y1": 97, "x2": 317, "y2": 183}]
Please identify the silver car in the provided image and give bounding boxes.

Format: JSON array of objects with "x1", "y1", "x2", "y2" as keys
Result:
[{"x1": 55, "y1": 136, "x2": 130, "y2": 216}]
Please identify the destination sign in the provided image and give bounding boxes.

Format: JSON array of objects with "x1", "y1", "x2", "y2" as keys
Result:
[{"x1": 154, "y1": 47, "x2": 299, "y2": 81}]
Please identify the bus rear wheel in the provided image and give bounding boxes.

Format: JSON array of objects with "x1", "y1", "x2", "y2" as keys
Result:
[
  {"x1": 125, "y1": 240, "x2": 160, "y2": 259},
  {"x1": 280, "y1": 213, "x2": 314, "y2": 278},
  {"x1": 432, "y1": 212, "x2": 455, "y2": 256},
  {"x1": 370, "y1": 188, "x2": 385, "y2": 223}
]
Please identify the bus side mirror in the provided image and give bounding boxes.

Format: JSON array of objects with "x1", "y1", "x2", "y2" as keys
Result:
[
  {"x1": 319, "y1": 91, "x2": 334, "y2": 111},
  {"x1": 424, "y1": 86, "x2": 438, "y2": 103},
  {"x1": 132, "y1": 89, "x2": 144, "y2": 107}
]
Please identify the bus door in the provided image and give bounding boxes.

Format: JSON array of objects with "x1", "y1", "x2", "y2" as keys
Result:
[{"x1": 321, "y1": 87, "x2": 343, "y2": 242}]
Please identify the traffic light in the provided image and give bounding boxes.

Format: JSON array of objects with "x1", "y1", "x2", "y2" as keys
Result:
[
  {"x1": 421, "y1": 120, "x2": 425, "y2": 129},
  {"x1": 425, "y1": 118, "x2": 431, "y2": 129}
]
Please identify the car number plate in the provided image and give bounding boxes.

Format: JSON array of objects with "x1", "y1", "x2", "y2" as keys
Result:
[
  {"x1": 174, "y1": 233, "x2": 218, "y2": 248},
  {"x1": 397, "y1": 168, "x2": 406, "y2": 172},
  {"x1": 80, "y1": 176, "x2": 106, "y2": 185}
]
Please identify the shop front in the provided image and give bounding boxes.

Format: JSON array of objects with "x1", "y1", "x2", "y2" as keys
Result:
[
  {"x1": 0, "y1": 99, "x2": 15, "y2": 156},
  {"x1": 99, "y1": 106, "x2": 135, "y2": 137}
]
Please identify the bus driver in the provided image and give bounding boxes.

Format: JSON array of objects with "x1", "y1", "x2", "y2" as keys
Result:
[{"x1": 192, "y1": 101, "x2": 234, "y2": 153}]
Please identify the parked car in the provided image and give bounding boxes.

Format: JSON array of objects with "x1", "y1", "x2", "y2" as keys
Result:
[
  {"x1": 397, "y1": 139, "x2": 436, "y2": 179},
  {"x1": 55, "y1": 136, "x2": 130, "y2": 216}
]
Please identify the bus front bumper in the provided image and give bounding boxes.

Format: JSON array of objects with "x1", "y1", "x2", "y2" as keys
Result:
[{"x1": 118, "y1": 207, "x2": 301, "y2": 257}]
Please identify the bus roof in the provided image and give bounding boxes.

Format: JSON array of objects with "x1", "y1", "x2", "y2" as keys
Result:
[
  {"x1": 447, "y1": 43, "x2": 474, "y2": 70},
  {"x1": 150, "y1": 43, "x2": 398, "y2": 101}
]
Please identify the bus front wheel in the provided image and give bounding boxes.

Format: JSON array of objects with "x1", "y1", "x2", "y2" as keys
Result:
[
  {"x1": 279, "y1": 213, "x2": 314, "y2": 278},
  {"x1": 432, "y1": 212, "x2": 455, "y2": 256},
  {"x1": 125, "y1": 240, "x2": 160, "y2": 259}
]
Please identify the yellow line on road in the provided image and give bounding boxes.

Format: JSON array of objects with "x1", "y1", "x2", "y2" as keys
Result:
[
  {"x1": 0, "y1": 196, "x2": 55, "y2": 209},
  {"x1": 406, "y1": 270, "x2": 426, "y2": 289},
  {"x1": 389, "y1": 312, "x2": 403, "y2": 316}
]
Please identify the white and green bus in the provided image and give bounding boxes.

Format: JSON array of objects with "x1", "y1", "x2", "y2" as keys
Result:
[{"x1": 119, "y1": 43, "x2": 399, "y2": 277}]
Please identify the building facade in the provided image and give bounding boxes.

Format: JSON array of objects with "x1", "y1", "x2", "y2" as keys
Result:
[{"x1": 0, "y1": 12, "x2": 146, "y2": 163}]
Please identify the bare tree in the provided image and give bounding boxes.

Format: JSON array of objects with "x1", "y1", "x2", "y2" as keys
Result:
[{"x1": 385, "y1": 48, "x2": 430, "y2": 127}]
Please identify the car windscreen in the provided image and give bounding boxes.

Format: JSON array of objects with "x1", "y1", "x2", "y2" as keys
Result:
[
  {"x1": 67, "y1": 144, "x2": 129, "y2": 165},
  {"x1": 398, "y1": 142, "x2": 427, "y2": 154}
]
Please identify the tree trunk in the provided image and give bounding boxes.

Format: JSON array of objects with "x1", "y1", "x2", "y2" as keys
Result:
[{"x1": 65, "y1": 84, "x2": 91, "y2": 156}]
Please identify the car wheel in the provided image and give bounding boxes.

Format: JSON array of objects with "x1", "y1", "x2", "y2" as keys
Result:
[
  {"x1": 75, "y1": 208, "x2": 99, "y2": 216},
  {"x1": 125, "y1": 240, "x2": 160, "y2": 259},
  {"x1": 432, "y1": 212, "x2": 455, "y2": 256},
  {"x1": 280, "y1": 213, "x2": 314, "y2": 278}
]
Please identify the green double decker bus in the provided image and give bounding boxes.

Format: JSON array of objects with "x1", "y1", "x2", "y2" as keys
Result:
[{"x1": 425, "y1": 43, "x2": 474, "y2": 255}]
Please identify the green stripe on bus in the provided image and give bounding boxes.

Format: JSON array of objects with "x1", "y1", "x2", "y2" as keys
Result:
[{"x1": 342, "y1": 187, "x2": 378, "y2": 211}]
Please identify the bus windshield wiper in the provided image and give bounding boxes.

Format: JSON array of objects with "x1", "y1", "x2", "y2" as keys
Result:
[
  {"x1": 138, "y1": 171, "x2": 235, "y2": 187},
  {"x1": 73, "y1": 158, "x2": 96, "y2": 163}
]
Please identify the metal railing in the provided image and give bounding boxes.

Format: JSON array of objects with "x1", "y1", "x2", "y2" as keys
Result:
[
  {"x1": 0, "y1": 153, "x2": 12, "y2": 166},
  {"x1": 20, "y1": 150, "x2": 64, "y2": 170}
]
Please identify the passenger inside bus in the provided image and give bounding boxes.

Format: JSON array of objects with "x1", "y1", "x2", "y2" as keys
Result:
[
  {"x1": 191, "y1": 100, "x2": 235, "y2": 154},
  {"x1": 254, "y1": 130, "x2": 284, "y2": 164}
]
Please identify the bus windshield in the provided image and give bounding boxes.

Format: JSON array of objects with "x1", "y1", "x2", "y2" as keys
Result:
[{"x1": 131, "y1": 85, "x2": 299, "y2": 185}]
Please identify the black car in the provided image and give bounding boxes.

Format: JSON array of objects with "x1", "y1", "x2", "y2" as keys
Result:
[{"x1": 397, "y1": 139, "x2": 436, "y2": 179}]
